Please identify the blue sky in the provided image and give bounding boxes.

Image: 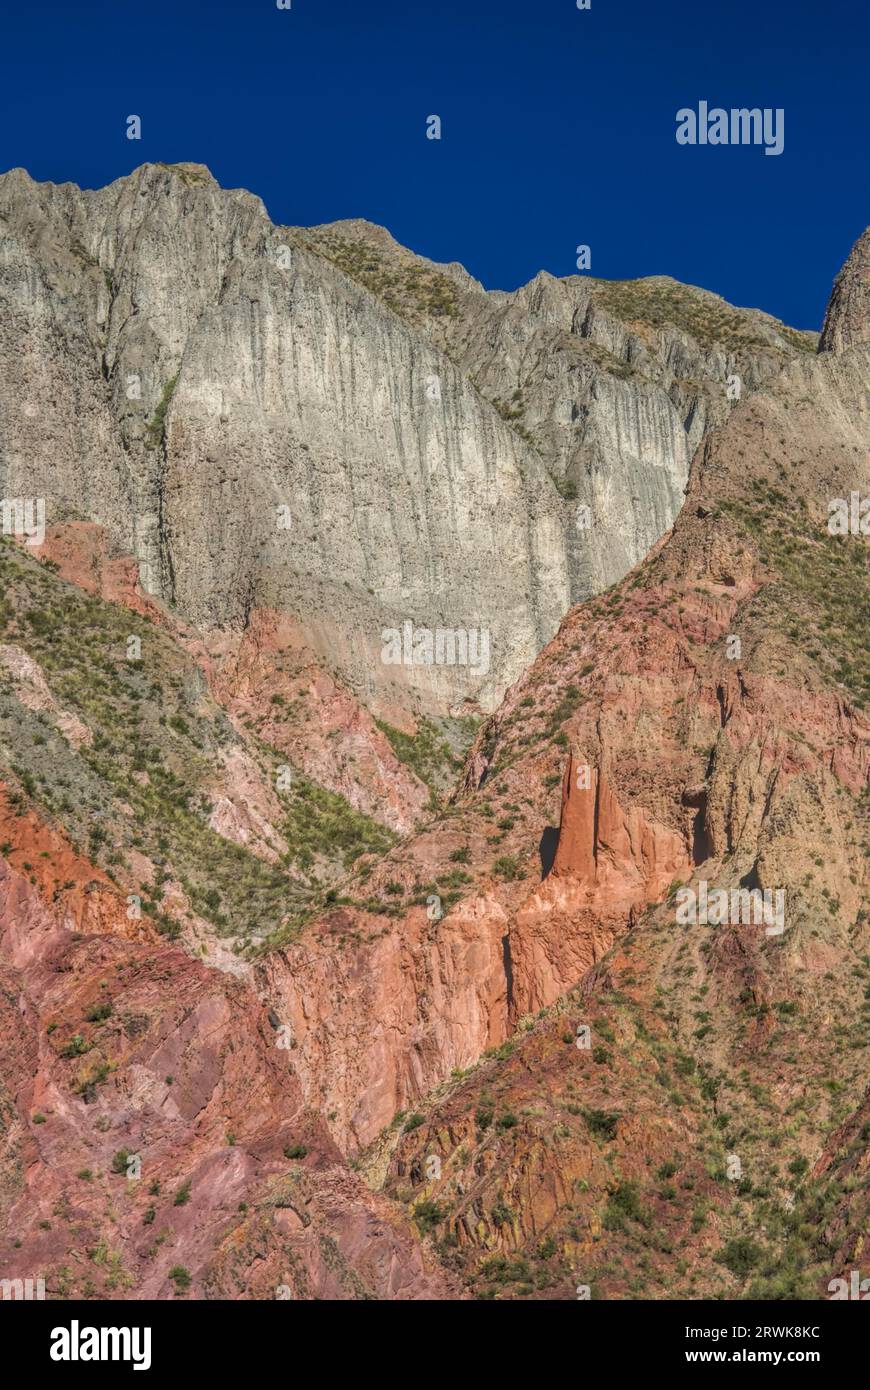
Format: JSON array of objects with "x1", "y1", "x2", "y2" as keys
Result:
[{"x1": 1, "y1": 0, "x2": 867, "y2": 329}]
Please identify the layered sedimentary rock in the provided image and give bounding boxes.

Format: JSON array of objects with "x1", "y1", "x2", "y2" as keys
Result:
[
  {"x1": 0, "y1": 162, "x2": 813, "y2": 714},
  {"x1": 260, "y1": 260, "x2": 869, "y2": 1163},
  {"x1": 0, "y1": 166, "x2": 866, "y2": 1301},
  {"x1": 303, "y1": 218, "x2": 815, "y2": 601},
  {"x1": 287, "y1": 257, "x2": 867, "y2": 1297},
  {"x1": 0, "y1": 788, "x2": 456, "y2": 1300}
]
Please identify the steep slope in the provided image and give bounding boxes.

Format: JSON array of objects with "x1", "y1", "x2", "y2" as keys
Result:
[
  {"x1": 303, "y1": 218, "x2": 816, "y2": 599},
  {"x1": 819, "y1": 225, "x2": 870, "y2": 353},
  {"x1": 0, "y1": 162, "x2": 813, "y2": 716},
  {"x1": 31, "y1": 519, "x2": 433, "y2": 837},
  {"x1": 0, "y1": 789, "x2": 455, "y2": 1299},
  {"x1": 0, "y1": 177, "x2": 864, "y2": 1303},
  {"x1": 255, "y1": 246, "x2": 868, "y2": 1299},
  {"x1": 0, "y1": 533, "x2": 404, "y2": 948},
  {"x1": 0, "y1": 163, "x2": 565, "y2": 715}
]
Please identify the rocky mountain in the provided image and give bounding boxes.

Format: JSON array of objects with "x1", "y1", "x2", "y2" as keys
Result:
[
  {"x1": 0, "y1": 162, "x2": 814, "y2": 727},
  {"x1": 258, "y1": 235, "x2": 868, "y2": 1298},
  {"x1": 303, "y1": 216, "x2": 815, "y2": 604},
  {"x1": 0, "y1": 168, "x2": 865, "y2": 1302},
  {"x1": 819, "y1": 225, "x2": 870, "y2": 353}
]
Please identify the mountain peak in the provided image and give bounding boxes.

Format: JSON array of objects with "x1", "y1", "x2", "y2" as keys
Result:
[{"x1": 819, "y1": 225, "x2": 870, "y2": 352}]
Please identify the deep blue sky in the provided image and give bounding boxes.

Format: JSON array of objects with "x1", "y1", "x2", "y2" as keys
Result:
[{"x1": 0, "y1": 0, "x2": 867, "y2": 330}]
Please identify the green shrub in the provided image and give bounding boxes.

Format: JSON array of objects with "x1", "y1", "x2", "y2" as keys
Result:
[
  {"x1": 413, "y1": 1200, "x2": 444, "y2": 1234},
  {"x1": 715, "y1": 1237, "x2": 764, "y2": 1278},
  {"x1": 584, "y1": 1109, "x2": 620, "y2": 1141},
  {"x1": 85, "y1": 1001, "x2": 112, "y2": 1023}
]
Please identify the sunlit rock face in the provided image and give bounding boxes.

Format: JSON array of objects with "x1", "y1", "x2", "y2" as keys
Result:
[
  {"x1": 819, "y1": 224, "x2": 870, "y2": 354},
  {"x1": 0, "y1": 163, "x2": 812, "y2": 715}
]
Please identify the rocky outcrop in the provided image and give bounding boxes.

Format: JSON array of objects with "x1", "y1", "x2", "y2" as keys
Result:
[
  {"x1": 0, "y1": 164, "x2": 565, "y2": 714},
  {"x1": 261, "y1": 888, "x2": 511, "y2": 1152},
  {"x1": 371, "y1": 303, "x2": 869, "y2": 1298},
  {"x1": 819, "y1": 226, "x2": 870, "y2": 353},
  {"x1": 0, "y1": 163, "x2": 813, "y2": 714},
  {"x1": 508, "y1": 756, "x2": 689, "y2": 1014},
  {"x1": 205, "y1": 608, "x2": 430, "y2": 835},
  {"x1": 549, "y1": 754, "x2": 686, "y2": 893},
  {"x1": 305, "y1": 220, "x2": 816, "y2": 601},
  {"x1": 0, "y1": 791, "x2": 456, "y2": 1300},
  {"x1": 0, "y1": 166, "x2": 866, "y2": 1301},
  {"x1": 31, "y1": 521, "x2": 428, "y2": 834},
  {"x1": 256, "y1": 271, "x2": 868, "y2": 1161}
]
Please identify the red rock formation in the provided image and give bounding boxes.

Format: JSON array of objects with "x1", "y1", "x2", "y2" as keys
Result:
[
  {"x1": 0, "y1": 784, "x2": 158, "y2": 947},
  {"x1": 550, "y1": 753, "x2": 687, "y2": 895},
  {"x1": 33, "y1": 523, "x2": 165, "y2": 623},
  {"x1": 252, "y1": 324, "x2": 870, "y2": 1162},
  {"x1": 262, "y1": 896, "x2": 511, "y2": 1152},
  {"x1": 207, "y1": 608, "x2": 429, "y2": 834},
  {"x1": 3, "y1": 243, "x2": 869, "y2": 1298},
  {"x1": 34, "y1": 523, "x2": 430, "y2": 835},
  {"x1": 0, "y1": 792, "x2": 457, "y2": 1299},
  {"x1": 506, "y1": 756, "x2": 689, "y2": 1014}
]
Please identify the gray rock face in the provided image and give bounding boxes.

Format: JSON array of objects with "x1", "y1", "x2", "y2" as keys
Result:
[
  {"x1": 0, "y1": 163, "x2": 815, "y2": 713},
  {"x1": 819, "y1": 226, "x2": 870, "y2": 353},
  {"x1": 302, "y1": 222, "x2": 816, "y2": 600}
]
